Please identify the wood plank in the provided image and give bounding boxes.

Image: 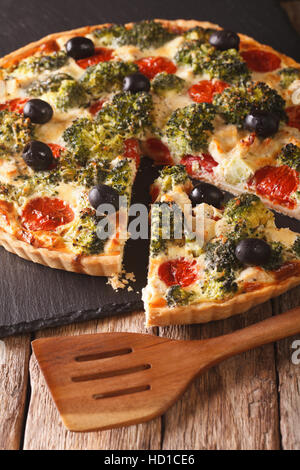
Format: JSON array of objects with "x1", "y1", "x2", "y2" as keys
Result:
[
  {"x1": 0, "y1": 334, "x2": 30, "y2": 450},
  {"x1": 159, "y1": 303, "x2": 280, "y2": 450},
  {"x1": 23, "y1": 313, "x2": 162, "y2": 450},
  {"x1": 273, "y1": 286, "x2": 300, "y2": 450}
]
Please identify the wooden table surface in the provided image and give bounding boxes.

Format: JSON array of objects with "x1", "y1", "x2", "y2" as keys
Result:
[
  {"x1": 1, "y1": 289, "x2": 300, "y2": 450},
  {"x1": 1, "y1": 0, "x2": 300, "y2": 451}
]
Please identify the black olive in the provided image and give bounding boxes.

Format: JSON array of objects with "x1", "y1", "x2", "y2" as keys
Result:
[
  {"x1": 123, "y1": 73, "x2": 151, "y2": 93},
  {"x1": 65, "y1": 36, "x2": 95, "y2": 60},
  {"x1": 244, "y1": 111, "x2": 280, "y2": 138},
  {"x1": 209, "y1": 30, "x2": 240, "y2": 51},
  {"x1": 189, "y1": 182, "x2": 224, "y2": 208},
  {"x1": 89, "y1": 184, "x2": 119, "y2": 210},
  {"x1": 23, "y1": 99, "x2": 53, "y2": 124},
  {"x1": 235, "y1": 238, "x2": 271, "y2": 266},
  {"x1": 22, "y1": 141, "x2": 54, "y2": 171}
]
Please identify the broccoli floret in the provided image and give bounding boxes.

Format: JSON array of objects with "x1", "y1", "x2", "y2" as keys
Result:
[
  {"x1": 204, "y1": 48, "x2": 250, "y2": 84},
  {"x1": 205, "y1": 238, "x2": 241, "y2": 273},
  {"x1": 203, "y1": 238, "x2": 240, "y2": 300},
  {"x1": 93, "y1": 24, "x2": 129, "y2": 47},
  {"x1": 223, "y1": 194, "x2": 273, "y2": 238},
  {"x1": 174, "y1": 40, "x2": 202, "y2": 67},
  {"x1": 213, "y1": 81, "x2": 287, "y2": 128},
  {"x1": 0, "y1": 181, "x2": 22, "y2": 203},
  {"x1": 150, "y1": 201, "x2": 184, "y2": 256},
  {"x1": 68, "y1": 207, "x2": 105, "y2": 255},
  {"x1": 151, "y1": 72, "x2": 185, "y2": 96},
  {"x1": 165, "y1": 285, "x2": 195, "y2": 307},
  {"x1": 278, "y1": 67, "x2": 300, "y2": 89},
  {"x1": 12, "y1": 51, "x2": 68, "y2": 75},
  {"x1": 262, "y1": 242, "x2": 283, "y2": 271},
  {"x1": 277, "y1": 143, "x2": 300, "y2": 171},
  {"x1": 54, "y1": 79, "x2": 89, "y2": 111},
  {"x1": 150, "y1": 235, "x2": 166, "y2": 257},
  {"x1": 201, "y1": 271, "x2": 238, "y2": 300},
  {"x1": 183, "y1": 26, "x2": 216, "y2": 42},
  {"x1": 0, "y1": 110, "x2": 33, "y2": 156},
  {"x1": 104, "y1": 158, "x2": 134, "y2": 196},
  {"x1": 93, "y1": 20, "x2": 176, "y2": 50},
  {"x1": 27, "y1": 73, "x2": 70, "y2": 95},
  {"x1": 80, "y1": 60, "x2": 138, "y2": 98},
  {"x1": 127, "y1": 20, "x2": 176, "y2": 49},
  {"x1": 164, "y1": 103, "x2": 216, "y2": 158},
  {"x1": 97, "y1": 92, "x2": 153, "y2": 137},
  {"x1": 76, "y1": 158, "x2": 111, "y2": 187},
  {"x1": 175, "y1": 42, "x2": 250, "y2": 84},
  {"x1": 150, "y1": 202, "x2": 167, "y2": 256},
  {"x1": 27, "y1": 73, "x2": 89, "y2": 111},
  {"x1": 292, "y1": 236, "x2": 300, "y2": 258},
  {"x1": 62, "y1": 117, "x2": 124, "y2": 162},
  {"x1": 159, "y1": 164, "x2": 188, "y2": 191}
]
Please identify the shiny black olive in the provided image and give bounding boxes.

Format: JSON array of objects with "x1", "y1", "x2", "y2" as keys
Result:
[
  {"x1": 209, "y1": 30, "x2": 240, "y2": 51},
  {"x1": 235, "y1": 238, "x2": 271, "y2": 266},
  {"x1": 123, "y1": 73, "x2": 151, "y2": 93},
  {"x1": 189, "y1": 182, "x2": 224, "y2": 208},
  {"x1": 23, "y1": 99, "x2": 53, "y2": 124},
  {"x1": 22, "y1": 141, "x2": 54, "y2": 171},
  {"x1": 89, "y1": 184, "x2": 119, "y2": 210},
  {"x1": 244, "y1": 111, "x2": 280, "y2": 138},
  {"x1": 65, "y1": 36, "x2": 95, "y2": 60}
]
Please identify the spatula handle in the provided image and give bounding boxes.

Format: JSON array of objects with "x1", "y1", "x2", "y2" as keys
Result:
[{"x1": 201, "y1": 306, "x2": 300, "y2": 365}]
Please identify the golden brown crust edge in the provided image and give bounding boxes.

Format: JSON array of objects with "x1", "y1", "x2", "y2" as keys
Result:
[
  {"x1": 0, "y1": 229, "x2": 121, "y2": 276},
  {"x1": 145, "y1": 274, "x2": 300, "y2": 326},
  {"x1": 0, "y1": 19, "x2": 299, "y2": 277}
]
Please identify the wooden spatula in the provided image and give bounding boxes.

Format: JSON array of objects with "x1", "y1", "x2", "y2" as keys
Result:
[{"x1": 32, "y1": 306, "x2": 300, "y2": 432}]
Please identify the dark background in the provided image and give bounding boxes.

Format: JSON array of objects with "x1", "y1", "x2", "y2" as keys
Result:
[{"x1": 0, "y1": 0, "x2": 299, "y2": 337}]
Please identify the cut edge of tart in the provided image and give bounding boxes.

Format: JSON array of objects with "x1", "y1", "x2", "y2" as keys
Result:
[{"x1": 143, "y1": 165, "x2": 300, "y2": 326}]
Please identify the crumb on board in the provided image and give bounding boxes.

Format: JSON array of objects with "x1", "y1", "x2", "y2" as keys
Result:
[{"x1": 107, "y1": 268, "x2": 136, "y2": 292}]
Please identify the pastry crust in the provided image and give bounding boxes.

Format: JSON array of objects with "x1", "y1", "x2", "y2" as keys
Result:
[
  {"x1": 0, "y1": 19, "x2": 299, "y2": 277},
  {"x1": 145, "y1": 273, "x2": 300, "y2": 326},
  {"x1": 0, "y1": 228, "x2": 122, "y2": 276}
]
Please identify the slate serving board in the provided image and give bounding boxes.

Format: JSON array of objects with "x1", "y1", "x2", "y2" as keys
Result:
[{"x1": 0, "y1": 0, "x2": 299, "y2": 337}]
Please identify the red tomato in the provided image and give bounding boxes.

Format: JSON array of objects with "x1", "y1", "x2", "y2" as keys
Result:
[
  {"x1": 241, "y1": 49, "x2": 281, "y2": 72},
  {"x1": 76, "y1": 47, "x2": 114, "y2": 69},
  {"x1": 136, "y1": 56, "x2": 177, "y2": 79},
  {"x1": 38, "y1": 40, "x2": 59, "y2": 54},
  {"x1": 123, "y1": 138, "x2": 141, "y2": 169},
  {"x1": 286, "y1": 105, "x2": 300, "y2": 131},
  {"x1": 89, "y1": 100, "x2": 105, "y2": 116},
  {"x1": 0, "y1": 98, "x2": 29, "y2": 114},
  {"x1": 249, "y1": 165, "x2": 299, "y2": 208},
  {"x1": 22, "y1": 197, "x2": 74, "y2": 231},
  {"x1": 144, "y1": 138, "x2": 173, "y2": 165},
  {"x1": 169, "y1": 25, "x2": 184, "y2": 34},
  {"x1": 158, "y1": 258, "x2": 198, "y2": 287},
  {"x1": 180, "y1": 154, "x2": 218, "y2": 178},
  {"x1": 188, "y1": 80, "x2": 229, "y2": 103},
  {"x1": 47, "y1": 143, "x2": 65, "y2": 159}
]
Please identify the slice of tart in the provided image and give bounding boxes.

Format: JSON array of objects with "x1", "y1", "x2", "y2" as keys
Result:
[{"x1": 143, "y1": 165, "x2": 300, "y2": 326}]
